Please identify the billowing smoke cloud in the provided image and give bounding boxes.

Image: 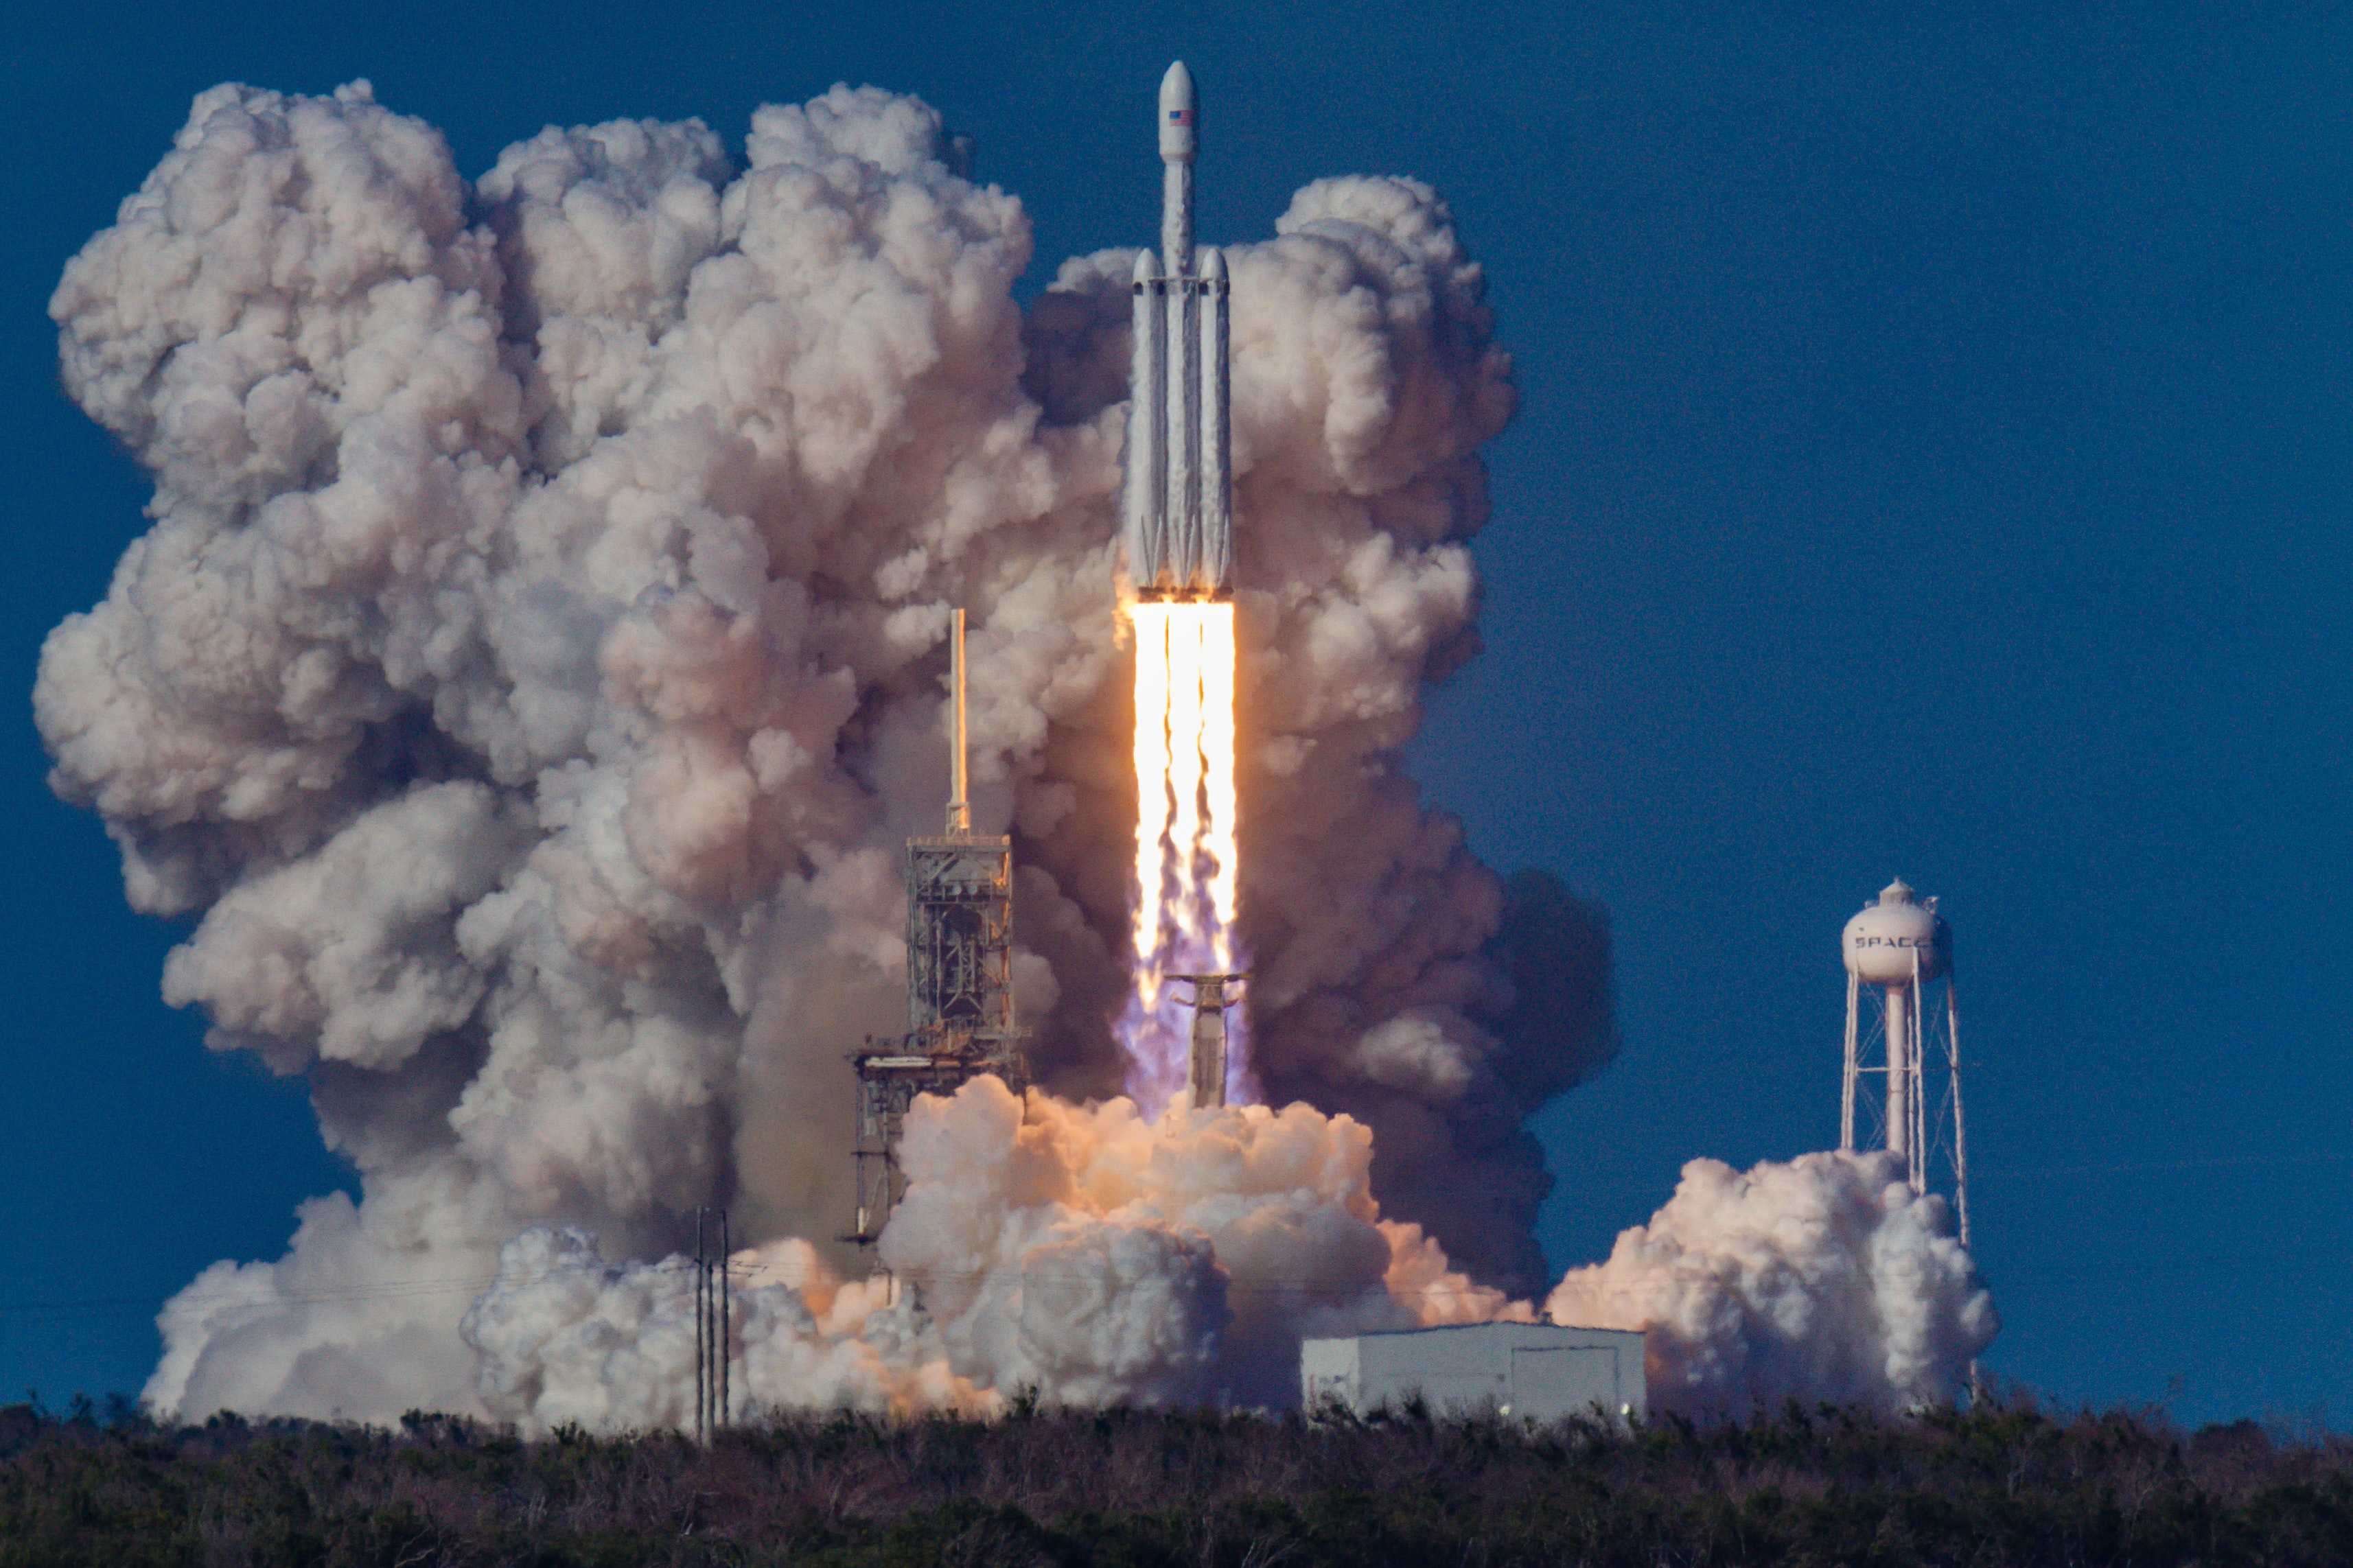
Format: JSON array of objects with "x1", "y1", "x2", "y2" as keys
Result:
[
  {"x1": 1544, "y1": 1151, "x2": 1999, "y2": 1419},
  {"x1": 40, "y1": 78, "x2": 1615, "y2": 1423},
  {"x1": 43, "y1": 77, "x2": 1996, "y2": 1427},
  {"x1": 465, "y1": 1078, "x2": 1513, "y2": 1431},
  {"x1": 461, "y1": 1230, "x2": 983, "y2": 1432}
]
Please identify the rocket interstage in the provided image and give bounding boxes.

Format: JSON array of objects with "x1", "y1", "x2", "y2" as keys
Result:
[
  {"x1": 1124, "y1": 61, "x2": 1231, "y2": 602},
  {"x1": 1121, "y1": 64, "x2": 1248, "y2": 1112}
]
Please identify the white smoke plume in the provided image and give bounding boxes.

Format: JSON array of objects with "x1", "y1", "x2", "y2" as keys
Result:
[
  {"x1": 464, "y1": 1077, "x2": 1512, "y2": 1431},
  {"x1": 1544, "y1": 1151, "x2": 1999, "y2": 1420},
  {"x1": 41, "y1": 77, "x2": 1614, "y2": 1424},
  {"x1": 460, "y1": 1229, "x2": 984, "y2": 1432},
  {"x1": 41, "y1": 77, "x2": 1993, "y2": 1427}
]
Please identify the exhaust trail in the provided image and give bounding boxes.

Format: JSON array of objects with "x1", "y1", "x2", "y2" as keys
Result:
[{"x1": 1121, "y1": 600, "x2": 1243, "y2": 1111}]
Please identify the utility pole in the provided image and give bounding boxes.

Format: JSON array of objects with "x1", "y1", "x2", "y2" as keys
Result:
[
  {"x1": 691, "y1": 1206, "x2": 731, "y2": 1442},
  {"x1": 694, "y1": 1210, "x2": 707, "y2": 1443},
  {"x1": 718, "y1": 1208, "x2": 730, "y2": 1432}
]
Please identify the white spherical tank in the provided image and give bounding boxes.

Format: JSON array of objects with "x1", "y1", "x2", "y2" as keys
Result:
[{"x1": 1842, "y1": 878, "x2": 1951, "y2": 986}]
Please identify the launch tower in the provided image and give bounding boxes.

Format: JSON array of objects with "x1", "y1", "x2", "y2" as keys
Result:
[{"x1": 846, "y1": 609, "x2": 1028, "y2": 1244}]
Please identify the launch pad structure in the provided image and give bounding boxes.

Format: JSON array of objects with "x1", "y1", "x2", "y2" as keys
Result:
[
  {"x1": 846, "y1": 63, "x2": 1243, "y2": 1245},
  {"x1": 845, "y1": 609, "x2": 1028, "y2": 1245},
  {"x1": 1168, "y1": 972, "x2": 1242, "y2": 1110}
]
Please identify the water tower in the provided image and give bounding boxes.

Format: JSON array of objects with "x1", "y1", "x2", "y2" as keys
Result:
[{"x1": 1840, "y1": 879, "x2": 1971, "y2": 1246}]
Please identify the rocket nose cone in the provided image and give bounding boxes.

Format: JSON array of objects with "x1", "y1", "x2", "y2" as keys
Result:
[
  {"x1": 1159, "y1": 61, "x2": 1198, "y2": 161},
  {"x1": 1160, "y1": 61, "x2": 1195, "y2": 112}
]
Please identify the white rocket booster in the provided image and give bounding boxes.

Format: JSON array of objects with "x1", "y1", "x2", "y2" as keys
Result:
[{"x1": 1124, "y1": 62, "x2": 1232, "y2": 601}]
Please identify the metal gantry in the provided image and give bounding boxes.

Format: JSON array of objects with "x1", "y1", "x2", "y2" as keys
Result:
[{"x1": 846, "y1": 610, "x2": 1028, "y2": 1247}]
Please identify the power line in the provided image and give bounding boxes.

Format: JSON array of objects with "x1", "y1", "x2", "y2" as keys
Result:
[
  {"x1": 0, "y1": 1254, "x2": 1515, "y2": 1320},
  {"x1": 14, "y1": 1147, "x2": 2351, "y2": 1324},
  {"x1": 0, "y1": 1259, "x2": 704, "y2": 1318},
  {"x1": 1976, "y1": 1151, "x2": 2353, "y2": 1182}
]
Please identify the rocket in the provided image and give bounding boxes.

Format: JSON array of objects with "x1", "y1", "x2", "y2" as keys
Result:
[{"x1": 1124, "y1": 62, "x2": 1232, "y2": 601}]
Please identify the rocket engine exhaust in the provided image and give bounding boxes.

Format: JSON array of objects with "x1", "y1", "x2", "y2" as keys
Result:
[{"x1": 1123, "y1": 600, "x2": 1242, "y2": 1110}]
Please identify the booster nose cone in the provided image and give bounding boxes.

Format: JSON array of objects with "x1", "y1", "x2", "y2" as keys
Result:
[{"x1": 1159, "y1": 61, "x2": 1197, "y2": 163}]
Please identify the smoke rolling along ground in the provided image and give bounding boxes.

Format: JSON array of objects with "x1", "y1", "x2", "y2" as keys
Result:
[
  {"x1": 1545, "y1": 1151, "x2": 1997, "y2": 1423},
  {"x1": 37, "y1": 80, "x2": 1992, "y2": 1427},
  {"x1": 1120, "y1": 600, "x2": 1244, "y2": 1110}
]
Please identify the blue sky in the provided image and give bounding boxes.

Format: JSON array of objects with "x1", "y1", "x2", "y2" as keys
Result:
[{"x1": 4, "y1": 1, "x2": 2350, "y2": 1424}]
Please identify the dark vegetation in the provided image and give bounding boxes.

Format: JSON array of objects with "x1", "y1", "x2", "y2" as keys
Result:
[{"x1": 4, "y1": 1394, "x2": 2350, "y2": 1567}]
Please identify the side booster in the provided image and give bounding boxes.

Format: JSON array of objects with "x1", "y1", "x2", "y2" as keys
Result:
[{"x1": 1124, "y1": 62, "x2": 1233, "y2": 601}]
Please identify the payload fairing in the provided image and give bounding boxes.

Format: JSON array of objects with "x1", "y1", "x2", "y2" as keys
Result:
[{"x1": 1124, "y1": 62, "x2": 1231, "y2": 600}]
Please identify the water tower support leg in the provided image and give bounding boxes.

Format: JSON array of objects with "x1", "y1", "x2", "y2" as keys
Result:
[{"x1": 1841, "y1": 972, "x2": 1859, "y2": 1154}]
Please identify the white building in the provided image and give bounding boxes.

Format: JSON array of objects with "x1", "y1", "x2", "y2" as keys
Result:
[{"x1": 1301, "y1": 1323, "x2": 1646, "y2": 1425}]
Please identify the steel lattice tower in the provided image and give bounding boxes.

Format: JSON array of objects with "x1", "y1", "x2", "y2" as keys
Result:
[{"x1": 846, "y1": 610, "x2": 1027, "y2": 1244}]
